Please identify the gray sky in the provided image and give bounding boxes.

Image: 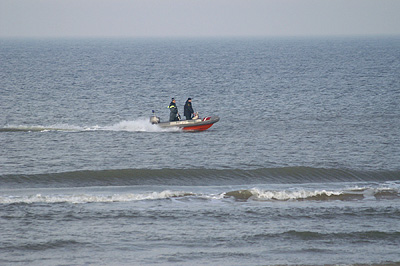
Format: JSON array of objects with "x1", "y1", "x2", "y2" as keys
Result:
[{"x1": 1, "y1": 0, "x2": 399, "y2": 38}]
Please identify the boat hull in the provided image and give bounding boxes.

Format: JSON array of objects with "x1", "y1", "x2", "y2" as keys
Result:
[{"x1": 156, "y1": 116, "x2": 219, "y2": 131}]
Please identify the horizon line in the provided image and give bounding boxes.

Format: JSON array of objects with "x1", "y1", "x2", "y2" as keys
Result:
[{"x1": 1, "y1": 33, "x2": 399, "y2": 40}]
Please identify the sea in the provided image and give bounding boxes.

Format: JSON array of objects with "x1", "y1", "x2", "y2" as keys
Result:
[{"x1": 1, "y1": 36, "x2": 399, "y2": 266}]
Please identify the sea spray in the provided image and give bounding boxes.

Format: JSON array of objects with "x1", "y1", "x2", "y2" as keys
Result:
[
  {"x1": 0, "y1": 119, "x2": 180, "y2": 133},
  {"x1": 102, "y1": 118, "x2": 180, "y2": 132}
]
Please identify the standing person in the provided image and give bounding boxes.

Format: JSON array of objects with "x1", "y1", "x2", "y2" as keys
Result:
[
  {"x1": 184, "y1": 98, "x2": 194, "y2": 120},
  {"x1": 168, "y1": 98, "x2": 180, "y2": 121}
]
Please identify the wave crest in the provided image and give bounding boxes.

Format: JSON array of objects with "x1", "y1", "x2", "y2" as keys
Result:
[
  {"x1": 224, "y1": 187, "x2": 400, "y2": 201},
  {"x1": 0, "y1": 190, "x2": 194, "y2": 204},
  {"x1": 1, "y1": 186, "x2": 399, "y2": 205}
]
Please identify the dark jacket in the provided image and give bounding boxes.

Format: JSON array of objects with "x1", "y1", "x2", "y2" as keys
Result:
[
  {"x1": 168, "y1": 102, "x2": 179, "y2": 121},
  {"x1": 184, "y1": 100, "x2": 194, "y2": 118}
]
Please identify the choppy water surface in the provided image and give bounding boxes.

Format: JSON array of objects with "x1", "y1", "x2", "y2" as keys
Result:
[{"x1": 1, "y1": 37, "x2": 399, "y2": 265}]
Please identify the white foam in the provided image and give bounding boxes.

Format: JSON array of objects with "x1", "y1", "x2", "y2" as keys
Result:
[
  {"x1": 100, "y1": 119, "x2": 180, "y2": 132},
  {"x1": 0, "y1": 190, "x2": 189, "y2": 204},
  {"x1": 4, "y1": 119, "x2": 180, "y2": 133},
  {"x1": 2, "y1": 124, "x2": 84, "y2": 132},
  {"x1": 249, "y1": 188, "x2": 343, "y2": 201}
]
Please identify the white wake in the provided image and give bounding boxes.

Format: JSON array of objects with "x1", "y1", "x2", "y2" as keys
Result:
[{"x1": 2, "y1": 118, "x2": 180, "y2": 133}]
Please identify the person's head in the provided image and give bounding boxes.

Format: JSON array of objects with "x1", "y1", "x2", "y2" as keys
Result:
[
  {"x1": 172, "y1": 98, "x2": 176, "y2": 103},
  {"x1": 187, "y1": 98, "x2": 192, "y2": 102}
]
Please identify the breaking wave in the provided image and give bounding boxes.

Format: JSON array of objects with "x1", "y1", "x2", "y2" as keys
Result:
[
  {"x1": 224, "y1": 187, "x2": 400, "y2": 201},
  {"x1": 1, "y1": 185, "x2": 399, "y2": 205},
  {"x1": 0, "y1": 190, "x2": 196, "y2": 205}
]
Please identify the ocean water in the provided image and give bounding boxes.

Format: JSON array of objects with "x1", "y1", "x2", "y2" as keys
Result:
[{"x1": 1, "y1": 37, "x2": 400, "y2": 266}]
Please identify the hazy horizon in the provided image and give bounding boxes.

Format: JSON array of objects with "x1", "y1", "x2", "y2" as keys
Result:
[{"x1": 1, "y1": 0, "x2": 399, "y2": 38}]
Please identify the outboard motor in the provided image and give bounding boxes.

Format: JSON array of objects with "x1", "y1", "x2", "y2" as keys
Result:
[{"x1": 150, "y1": 110, "x2": 160, "y2": 124}]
